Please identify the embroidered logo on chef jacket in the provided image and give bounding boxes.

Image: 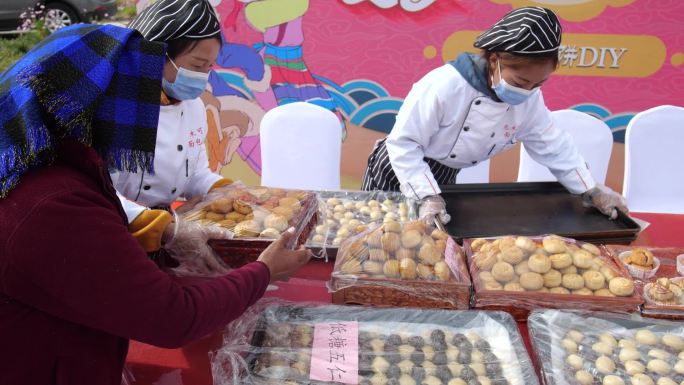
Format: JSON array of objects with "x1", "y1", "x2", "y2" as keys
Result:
[{"x1": 188, "y1": 127, "x2": 204, "y2": 148}]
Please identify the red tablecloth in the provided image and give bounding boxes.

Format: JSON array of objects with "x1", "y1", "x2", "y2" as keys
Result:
[{"x1": 124, "y1": 213, "x2": 684, "y2": 385}]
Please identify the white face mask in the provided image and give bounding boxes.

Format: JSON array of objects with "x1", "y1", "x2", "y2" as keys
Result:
[
  {"x1": 491, "y1": 60, "x2": 537, "y2": 105},
  {"x1": 162, "y1": 55, "x2": 210, "y2": 100}
]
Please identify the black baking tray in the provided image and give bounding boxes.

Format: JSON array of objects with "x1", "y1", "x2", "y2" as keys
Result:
[{"x1": 440, "y1": 182, "x2": 640, "y2": 244}]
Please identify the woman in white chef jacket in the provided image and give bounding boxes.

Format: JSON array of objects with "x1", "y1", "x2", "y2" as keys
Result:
[
  {"x1": 362, "y1": 7, "x2": 627, "y2": 222},
  {"x1": 112, "y1": 0, "x2": 233, "y2": 266}
]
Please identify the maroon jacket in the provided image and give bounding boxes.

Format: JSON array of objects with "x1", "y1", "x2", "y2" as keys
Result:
[{"x1": 0, "y1": 141, "x2": 270, "y2": 385}]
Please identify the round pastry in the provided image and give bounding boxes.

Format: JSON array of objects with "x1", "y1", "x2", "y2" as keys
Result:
[
  {"x1": 528, "y1": 254, "x2": 552, "y2": 274},
  {"x1": 630, "y1": 374, "x2": 654, "y2": 385},
  {"x1": 359, "y1": 207, "x2": 372, "y2": 216},
  {"x1": 315, "y1": 224, "x2": 328, "y2": 235},
  {"x1": 326, "y1": 197, "x2": 341, "y2": 206},
  {"x1": 416, "y1": 264, "x2": 434, "y2": 280},
  {"x1": 479, "y1": 271, "x2": 496, "y2": 283},
  {"x1": 625, "y1": 360, "x2": 646, "y2": 375},
  {"x1": 337, "y1": 227, "x2": 352, "y2": 238},
  {"x1": 233, "y1": 220, "x2": 261, "y2": 237},
  {"x1": 599, "y1": 333, "x2": 618, "y2": 348},
  {"x1": 370, "y1": 211, "x2": 383, "y2": 221},
  {"x1": 636, "y1": 330, "x2": 659, "y2": 346},
  {"x1": 520, "y1": 272, "x2": 544, "y2": 291},
  {"x1": 232, "y1": 199, "x2": 254, "y2": 215},
  {"x1": 575, "y1": 370, "x2": 594, "y2": 385},
  {"x1": 370, "y1": 373, "x2": 389, "y2": 385},
  {"x1": 369, "y1": 249, "x2": 389, "y2": 262},
  {"x1": 431, "y1": 229, "x2": 449, "y2": 241},
  {"x1": 382, "y1": 232, "x2": 401, "y2": 253},
  {"x1": 663, "y1": 335, "x2": 684, "y2": 351},
  {"x1": 399, "y1": 258, "x2": 417, "y2": 280},
  {"x1": 561, "y1": 265, "x2": 578, "y2": 275},
  {"x1": 600, "y1": 266, "x2": 620, "y2": 281},
  {"x1": 573, "y1": 288, "x2": 593, "y2": 296},
  {"x1": 470, "y1": 238, "x2": 489, "y2": 252},
  {"x1": 208, "y1": 198, "x2": 234, "y2": 214},
  {"x1": 348, "y1": 219, "x2": 362, "y2": 228},
  {"x1": 368, "y1": 199, "x2": 381, "y2": 208},
  {"x1": 562, "y1": 274, "x2": 585, "y2": 290},
  {"x1": 583, "y1": 271, "x2": 606, "y2": 290},
  {"x1": 504, "y1": 282, "x2": 525, "y2": 291},
  {"x1": 434, "y1": 239, "x2": 447, "y2": 254},
  {"x1": 609, "y1": 277, "x2": 635, "y2": 297},
  {"x1": 403, "y1": 221, "x2": 427, "y2": 234},
  {"x1": 515, "y1": 236, "x2": 537, "y2": 252},
  {"x1": 418, "y1": 244, "x2": 441, "y2": 266},
  {"x1": 372, "y1": 356, "x2": 390, "y2": 373},
  {"x1": 582, "y1": 242, "x2": 601, "y2": 256},
  {"x1": 263, "y1": 214, "x2": 288, "y2": 232},
  {"x1": 550, "y1": 287, "x2": 571, "y2": 294},
  {"x1": 340, "y1": 259, "x2": 363, "y2": 274},
  {"x1": 656, "y1": 378, "x2": 676, "y2": 385},
  {"x1": 562, "y1": 338, "x2": 578, "y2": 354},
  {"x1": 649, "y1": 349, "x2": 671, "y2": 362},
  {"x1": 619, "y1": 339, "x2": 637, "y2": 349},
  {"x1": 400, "y1": 230, "x2": 423, "y2": 249},
  {"x1": 384, "y1": 221, "x2": 402, "y2": 233},
  {"x1": 491, "y1": 262, "x2": 514, "y2": 283},
  {"x1": 434, "y1": 261, "x2": 451, "y2": 281},
  {"x1": 367, "y1": 231, "x2": 383, "y2": 248},
  {"x1": 363, "y1": 261, "x2": 384, "y2": 275},
  {"x1": 647, "y1": 359, "x2": 671, "y2": 375},
  {"x1": 205, "y1": 211, "x2": 227, "y2": 222},
  {"x1": 515, "y1": 261, "x2": 531, "y2": 275},
  {"x1": 217, "y1": 219, "x2": 237, "y2": 229},
  {"x1": 448, "y1": 379, "x2": 467, "y2": 385},
  {"x1": 566, "y1": 354, "x2": 583, "y2": 370},
  {"x1": 543, "y1": 269, "x2": 562, "y2": 288},
  {"x1": 497, "y1": 236, "x2": 516, "y2": 250},
  {"x1": 572, "y1": 249, "x2": 594, "y2": 269},
  {"x1": 396, "y1": 359, "x2": 412, "y2": 374},
  {"x1": 271, "y1": 206, "x2": 295, "y2": 220},
  {"x1": 384, "y1": 212, "x2": 398, "y2": 221},
  {"x1": 567, "y1": 330, "x2": 584, "y2": 343},
  {"x1": 603, "y1": 375, "x2": 625, "y2": 385},
  {"x1": 674, "y1": 360, "x2": 684, "y2": 374},
  {"x1": 500, "y1": 246, "x2": 525, "y2": 265},
  {"x1": 311, "y1": 234, "x2": 326, "y2": 243},
  {"x1": 398, "y1": 374, "x2": 417, "y2": 385},
  {"x1": 396, "y1": 248, "x2": 416, "y2": 260},
  {"x1": 596, "y1": 355, "x2": 616, "y2": 374},
  {"x1": 483, "y1": 280, "x2": 503, "y2": 290},
  {"x1": 384, "y1": 260, "x2": 401, "y2": 278},
  {"x1": 259, "y1": 228, "x2": 281, "y2": 238},
  {"x1": 549, "y1": 253, "x2": 573, "y2": 270},
  {"x1": 278, "y1": 197, "x2": 301, "y2": 210},
  {"x1": 593, "y1": 342, "x2": 614, "y2": 356},
  {"x1": 543, "y1": 236, "x2": 567, "y2": 254}
]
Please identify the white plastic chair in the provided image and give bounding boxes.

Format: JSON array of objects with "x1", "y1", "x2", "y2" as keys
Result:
[
  {"x1": 260, "y1": 102, "x2": 342, "y2": 191},
  {"x1": 517, "y1": 109, "x2": 613, "y2": 184},
  {"x1": 623, "y1": 105, "x2": 684, "y2": 213},
  {"x1": 457, "y1": 159, "x2": 490, "y2": 183}
]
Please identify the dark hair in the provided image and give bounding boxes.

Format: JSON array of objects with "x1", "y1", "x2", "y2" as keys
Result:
[
  {"x1": 481, "y1": 50, "x2": 559, "y2": 70},
  {"x1": 166, "y1": 37, "x2": 221, "y2": 60}
]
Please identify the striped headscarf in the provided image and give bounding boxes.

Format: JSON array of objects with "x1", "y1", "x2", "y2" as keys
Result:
[
  {"x1": 474, "y1": 7, "x2": 562, "y2": 57},
  {"x1": 129, "y1": 0, "x2": 221, "y2": 42}
]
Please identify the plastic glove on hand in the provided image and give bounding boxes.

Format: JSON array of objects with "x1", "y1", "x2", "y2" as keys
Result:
[
  {"x1": 257, "y1": 227, "x2": 313, "y2": 283},
  {"x1": 418, "y1": 195, "x2": 451, "y2": 224},
  {"x1": 582, "y1": 184, "x2": 629, "y2": 220},
  {"x1": 163, "y1": 217, "x2": 232, "y2": 274}
]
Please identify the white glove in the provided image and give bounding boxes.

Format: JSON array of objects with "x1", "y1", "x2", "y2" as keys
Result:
[
  {"x1": 163, "y1": 217, "x2": 233, "y2": 275},
  {"x1": 419, "y1": 195, "x2": 451, "y2": 224},
  {"x1": 582, "y1": 184, "x2": 629, "y2": 220}
]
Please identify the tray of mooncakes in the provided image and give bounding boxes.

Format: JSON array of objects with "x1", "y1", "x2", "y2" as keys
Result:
[
  {"x1": 212, "y1": 302, "x2": 539, "y2": 385},
  {"x1": 439, "y1": 182, "x2": 640, "y2": 245},
  {"x1": 529, "y1": 309, "x2": 684, "y2": 385}
]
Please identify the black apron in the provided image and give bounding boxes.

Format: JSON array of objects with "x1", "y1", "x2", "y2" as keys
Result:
[{"x1": 361, "y1": 138, "x2": 459, "y2": 195}]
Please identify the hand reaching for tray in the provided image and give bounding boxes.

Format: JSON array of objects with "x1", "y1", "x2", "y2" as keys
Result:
[
  {"x1": 163, "y1": 216, "x2": 233, "y2": 275},
  {"x1": 257, "y1": 228, "x2": 313, "y2": 283},
  {"x1": 419, "y1": 194, "x2": 451, "y2": 224},
  {"x1": 583, "y1": 184, "x2": 629, "y2": 220}
]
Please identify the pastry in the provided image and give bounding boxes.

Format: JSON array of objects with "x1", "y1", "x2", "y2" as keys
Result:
[
  {"x1": 340, "y1": 259, "x2": 363, "y2": 274},
  {"x1": 264, "y1": 214, "x2": 289, "y2": 232},
  {"x1": 629, "y1": 374, "x2": 654, "y2": 385},
  {"x1": 566, "y1": 354, "x2": 583, "y2": 370},
  {"x1": 635, "y1": 330, "x2": 658, "y2": 346},
  {"x1": 326, "y1": 198, "x2": 340, "y2": 206},
  {"x1": 543, "y1": 269, "x2": 562, "y2": 288},
  {"x1": 520, "y1": 272, "x2": 544, "y2": 291},
  {"x1": 470, "y1": 238, "x2": 488, "y2": 252},
  {"x1": 370, "y1": 211, "x2": 383, "y2": 221},
  {"x1": 233, "y1": 220, "x2": 261, "y2": 237},
  {"x1": 618, "y1": 339, "x2": 637, "y2": 349},
  {"x1": 205, "y1": 211, "x2": 227, "y2": 222},
  {"x1": 543, "y1": 236, "x2": 567, "y2": 254},
  {"x1": 382, "y1": 232, "x2": 401, "y2": 253},
  {"x1": 562, "y1": 274, "x2": 585, "y2": 290},
  {"x1": 369, "y1": 249, "x2": 389, "y2": 262},
  {"x1": 625, "y1": 248, "x2": 656, "y2": 270},
  {"x1": 418, "y1": 244, "x2": 441, "y2": 266},
  {"x1": 504, "y1": 282, "x2": 524, "y2": 291},
  {"x1": 434, "y1": 261, "x2": 451, "y2": 281},
  {"x1": 515, "y1": 236, "x2": 537, "y2": 252},
  {"x1": 656, "y1": 378, "x2": 676, "y2": 385},
  {"x1": 572, "y1": 288, "x2": 593, "y2": 296},
  {"x1": 278, "y1": 197, "x2": 301, "y2": 210},
  {"x1": 648, "y1": 278, "x2": 683, "y2": 305},
  {"x1": 479, "y1": 271, "x2": 495, "y2": 283},
  {"x1": 674, "y1": 360, "x2": 684, "y2": 374},
  {"x1": 208, "y1": 198, "x2": 234, "y2": 214},
  {"x1": 399, "y1": 258, "x2": 417, "y2": 280},
  {"x1": 483, "y1": 280, "x2": 503, "y2": 290},
  {"x1": 600, "y1": 266, "x2": 619, "y2": 281},
  {"x1": 596, "y1": 355, "x2": 616, "y2": 374},
  {"x1": 400, "y1": 230, "x2": 423, "y2": 249},
  {"x1": 367, "y1": 231, "x2": 383, "y2": 248},
  {"x1": 233, "y1": 199, "x2": 254, "y2": 215},
  {"x1": 528, "y1": 254, "x2": 552, "y2": 274},
  {"x1": 549, "y1": 287, "x2": 570, "y2": 294},
  {"x1": 434, "y1": 239, "x2": 447, "y2": 254},
  {"x1": 217, "y1": 219, "x2": 236, "y2": 229},
  {"x1": 491, "y1": 262, "x2": 514, "y2": 283},
  {"x1": 566, "y1": 330, "x2": 584, "y2": 343},
  {"x1": 384, "y1": 260, "x2": 401, "y2": 278},
  {"x1": 396, "y1": 248, "x2": 416, "y2": 260},
  {"x1": 514, "y1": 262, "x2": 531, "y2": 275},
  {"x1": 431, "y1": 229, "x2": 449, "y2": 241},
  {"x1": 259, "y1": 228, "x2": 281, "y2": 238},
  {"x1": 363, "y1": 261, "x2": 384, "y2": 275},
  {"x1": 582, "y1": 271, "x2": 606, "y2": 290},
  {"x1": 416, "y1": 264, "x2": 433, "y2": 280},
  {"x1": 625, "y1": 360, "x2": 646, "y2": 375},
  {"x1": 608, "y1": 277, "x2": 634, "y2": 297},
  {"x1": 572, "y1": 249, "x2": 594, "y2": 269},
  {"x1": 575, "y1": 370, "x2": 593, "y2": 385},
  {"x1": 500, "y1": 246, "x2": 524, "y2": 265},
  {"x1": 582, "y1": 242, "x2": 601, "y2": 256},
  {"x1": 562, "y1": 338, "x2": 578, "y2": 354},
  {"x1": 648, "y1": 349, "x2": 671, "y2": 361},
  {"x1": 384, "y1": 221, "x2": 402, "y2": 233},
  {"x1": 561, "y1": 265, "x2": 578, "y2": 275},
  {"x1": 549, "y1": 253, "x2": 573, "y2": 270},
  {"x1": 662, "y1": 334, "x2": 684, "y2": 351},
  {"x1": 592, "y1": 342, "x2": 614, "y2": 356},
  {"x1": 647, "y1": 359, "x2": 671, "y2": 375},
  {"x1": 271, "y1": 206, "x2": 294, "y2": 220},
  {"x1": 337, "y1": 227, "x2": 351, "y2": 238}
]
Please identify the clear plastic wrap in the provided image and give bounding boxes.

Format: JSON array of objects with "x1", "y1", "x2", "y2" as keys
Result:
[
  {"x1": 529, "y1": 309, "x2": 684, "y2": 385},
  {"x1": 607, "y1": 246, "x2": 684, "y2": 320},
  {"x1": 179, "y1": 184, "x2": 318, "y2": 268},
  {"x1": 308, "y1": 190, "x2": 415, "y2": 252},
  {"x1": 212, "y1": 299, "x2": 539, "y2": 385},
  {"x1": 327, "y1": 218, "x2": 471, "y2": 309},
  {"x1": 465, "y1": 234, "x2": 643, "y2": 320}
]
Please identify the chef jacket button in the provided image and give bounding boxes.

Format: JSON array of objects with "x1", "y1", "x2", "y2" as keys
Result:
[
  {"x1": 143, "y1": 185, "x2": 151, "y2": 191},
  {"x1": 490, "y1": 132, "x2": 495, "y2": 138},
  {"x1": 450, "y1": 154, "x2": 456, "y2": 159},
  {"x1": 177, "y1": 144, "x2": 183, "y2": 151},
  {"x1": 171, "y1": 188, "x2": 177, "y2": 194},
  {"x1": 180, "y1": 111, "x2": 184, "y2": 117},
  {"x1": 475, "y1": 100, "x2": 481, "y2": 105},
  {"x1": 463, "y1": 126, "x2": 470, "y2": 132},
  {"x1": 471, "y1": 161, "x2": 477, "y2": 164}
]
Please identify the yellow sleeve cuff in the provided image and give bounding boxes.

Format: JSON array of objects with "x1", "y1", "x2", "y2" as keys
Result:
[
  {"x1": 209, "y1": 178, "x2": 233, "y2": 191},
  {"x1": 128, "y1": 210, "x2": 174, "y2": 253}
]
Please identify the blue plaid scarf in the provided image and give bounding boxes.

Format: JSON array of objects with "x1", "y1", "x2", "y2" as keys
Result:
[{"x1": 0, "y1": 24, "x2": 165, "y2": 197}]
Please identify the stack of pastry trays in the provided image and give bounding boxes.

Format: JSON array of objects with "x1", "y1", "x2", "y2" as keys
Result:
[
  {"x1": 529, "y1": 309, "x2": 684, "y2": 385},
  {"x1": 212, "y1": 303, "x2": 540, "y2": 385},
  {"x1": 465, "y1": 234, "x2": 643, "y2": 321}
]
